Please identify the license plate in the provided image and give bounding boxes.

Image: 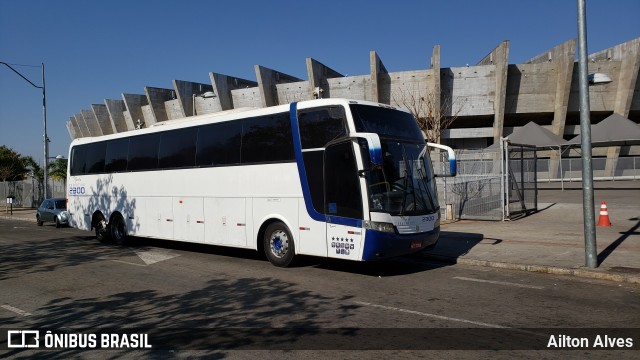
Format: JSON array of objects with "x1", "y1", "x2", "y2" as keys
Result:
[{"x1": 410, "y1": 240, "x2": 422, "y2": 249}]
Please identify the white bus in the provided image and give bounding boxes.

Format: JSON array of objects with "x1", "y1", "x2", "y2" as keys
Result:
[{"x1": 66, "y1": 99, "x2": 456, "y2": 267}]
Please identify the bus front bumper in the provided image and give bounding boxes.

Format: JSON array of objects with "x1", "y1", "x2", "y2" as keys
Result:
[{"x1": 361, "y1": 226, "x2": 440, "y2": 261}]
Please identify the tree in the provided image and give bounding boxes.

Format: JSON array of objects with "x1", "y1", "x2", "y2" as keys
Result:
[
  {"x1": 0, "y1": 146, "x2": 30, "y2": 211},
  {"x1": 48, "y1": 158, "x2": 67, "y2": 189},
  {"x1": 0, "y1": 145, "x2": 28, "y2": 183},
  {"x1": 21, "y1": 156, "x2": 42, "y2": 177},
  {"x1": 22, "y1": 156, "x2": 43, "y2": 204},
  {"x1": 392, "y1": 89, "x2": 467, "y2": 144}
]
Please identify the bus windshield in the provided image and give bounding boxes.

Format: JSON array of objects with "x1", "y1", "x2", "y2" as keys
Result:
[
  {"x1": 351, "y1": 104, "x2": 439, "y2": 216},
  {"x1": 365, "y1": 141, "x2": 439, "y2": 215}
]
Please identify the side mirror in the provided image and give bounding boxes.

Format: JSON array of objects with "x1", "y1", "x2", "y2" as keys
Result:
[
  {"x1": 350, "y1": 132, "x2": 382, "y2": 167},
  {"x1": 427, "y1": 142, "x2": 457, "y2": 177}
]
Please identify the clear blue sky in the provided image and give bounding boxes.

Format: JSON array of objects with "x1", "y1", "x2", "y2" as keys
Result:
[{"x1": 1, "y1": 0, "x2": 638, "y2": 163}]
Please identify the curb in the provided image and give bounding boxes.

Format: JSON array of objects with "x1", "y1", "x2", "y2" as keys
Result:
[
  {"x1": 1, "y1": 215, "x2": 36, "y2": 223},
  {"x1": 423, "y1": 254, "x2": 640, "y2": 285}
]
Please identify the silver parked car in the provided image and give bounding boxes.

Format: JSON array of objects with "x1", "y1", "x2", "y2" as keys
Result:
[{"x1": 36, "y1": 198, "x2": 69, "y2": 228}]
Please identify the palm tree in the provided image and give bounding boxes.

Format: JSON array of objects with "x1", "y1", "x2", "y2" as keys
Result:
[
  {"x1": 21, "y1": 156, "x2": 43, "y2": 205},
  {"x1": 48, "y1": 159, "x2": 67, "y2": 195}
]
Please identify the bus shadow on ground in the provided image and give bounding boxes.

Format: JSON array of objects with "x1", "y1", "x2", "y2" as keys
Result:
[
  {"x1": 125, "y1": 236, "x2": 471, "y2": 277},
  {"x1": 425, "y1": 230, "x2": 491, "y2": 259},
  {"x1": 304, "y1": 256, "x2": 450, "y2": 277}
]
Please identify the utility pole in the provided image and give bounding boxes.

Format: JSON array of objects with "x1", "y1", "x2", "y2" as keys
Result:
[
  {"x1": 577, "y1": 0, "x2": 598, "y2": 268},
  {"x1": 0, "y1": 61, "x2": 48, "y2": 200}
]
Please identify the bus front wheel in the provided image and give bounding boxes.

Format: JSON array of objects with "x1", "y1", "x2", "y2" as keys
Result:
[
  {"x1": 263, "y1": 222, "x2": 296, "y2": 267},
  {"x1": 109, "y1": 213, "x2": 127, "y2": 246}
]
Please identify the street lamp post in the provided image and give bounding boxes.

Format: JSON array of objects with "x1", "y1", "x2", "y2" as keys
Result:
[{"x1": 0, "y1": 61, "x2": 48, "y2": 199}]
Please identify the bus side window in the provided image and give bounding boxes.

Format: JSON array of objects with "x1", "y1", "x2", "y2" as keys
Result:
[
  {"x1": 159, "y1": 127, "x2": 197, "y2": 169},
  {"x1": 70, "y1": 146, "x2": 87, "y2": 175},
  {"x1": 105, "y1": 138, "x2": 129, "y2": 172},
  {"x1": 298, "y1": 106, "x2": 347, "y2": 149},
  {"x1": 241, "y1": 113, "x2": 293, "y2": 164},
  {"x1": 196, "y1": 121, "x2": 242, "y2": 167},
  {"x1": 128, "y1": 134, "x2": 160, "y2": 171},
  {"x1": 86, "y1": 142, "x2": 107, "y2": 174}
]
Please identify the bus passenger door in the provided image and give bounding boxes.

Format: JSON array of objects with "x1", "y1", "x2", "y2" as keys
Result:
[
  {"x1": 299, "y1": 150, "x2": 327, "y2": 257},
  {"x1": 324, "y1": 141, "x2": 364, "y2": 261}
]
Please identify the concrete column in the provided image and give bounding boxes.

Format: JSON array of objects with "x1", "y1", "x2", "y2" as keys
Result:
[
  {"x1": 478, "y1": 41, "x2": 510, "y2": 144},
  {"x1": 105, "y1": 99, "x2": 133, "y2": 132},
  {"x1": 80, "y1": 109, "x2": 103, "y2": 137},
  {"x1": 524, "y1": 39, "x2": 577, "y2": 137},
  {"x1": 66, "y1": 120, "x2": 78, "y2": 140},
  {"x1": 91, "y1": 104, "x2": 115, "y2": 135},
  {"x1": 74, "y1": 113, "x2": 91, "y2": 137},
  {"x1": 210, "y1": 73, "x2": 257, "y2": 110},
  {"x1": 432, "y1": 45, "x2": 442, "y2": 142},
  {"x1": 370, "y1": 51, "x2": 388, "y2": 103},
  {"x1": 69, "y1": 116, "x2": 84, "y2": 138},
  {"x1": 590, "y1": 38, "x2": 640, "y2": 176},
  {"x1": 306, "y1": 58, "x2": 343, "y2": 99},
  {"x1": 612, "y1": 38, "x2": 640, "y2": 118},
  {"x1": 172, "y1": 80, "x2": 213, "y2": 116},
  {"x1": 255, "y1": 65, "x2": 302, "y2": 107},
  {"x1": 144, "y1": 86, "x2": 175, "y2": 123},
  {"x1": 122, "y1": 93, "x2": 149, "y2": 128},
  {"x1": 527, "y1": 39, "x2": 576, "y2": 178}
]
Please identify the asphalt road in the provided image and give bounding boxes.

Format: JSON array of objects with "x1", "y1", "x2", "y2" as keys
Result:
[{"x1": 1, "y1": 219, "x2": 638, "y2": 359}]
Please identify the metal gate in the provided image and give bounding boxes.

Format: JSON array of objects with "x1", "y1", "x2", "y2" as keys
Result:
[
  {"x1": 504, "y1": 142, "x2": 538, "y2": 219},
  {"x1": 435, "y1": 138, "x2": 537, "y2": 220}
]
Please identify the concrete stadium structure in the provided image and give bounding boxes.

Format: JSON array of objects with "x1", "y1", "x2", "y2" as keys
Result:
[{"x1": 66, "y1": 37, "x2": 640, "y2": 159}]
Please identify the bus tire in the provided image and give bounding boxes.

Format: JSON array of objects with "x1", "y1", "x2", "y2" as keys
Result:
[
  {"x1": 263, "y1": 222, "x2": 296, "y2": 267},
  {"x1": 109, "y1": 213, "x2": 127, "y2": 246},
  {"x1": 94, "y1": 213, "x2": 110, "y2": 243}
]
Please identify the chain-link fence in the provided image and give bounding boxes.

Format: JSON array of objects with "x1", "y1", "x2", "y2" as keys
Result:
[
  {"x1": 435, "y1": 140, "x2": 538, "y2": 221},
  {"x1": 537, "y1": 156, "x2": 640, "y2": 182},
  {"x1": 0, "y1": 178, "x2": 66, "y2": 208},
  {"x1": 436, "y1": 148, "x2": 504, "y2": 220}
]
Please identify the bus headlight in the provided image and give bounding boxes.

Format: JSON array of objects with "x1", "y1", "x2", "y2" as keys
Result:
[{"x1": 363, "y1": 220, "x2": 395, "y2": 233}]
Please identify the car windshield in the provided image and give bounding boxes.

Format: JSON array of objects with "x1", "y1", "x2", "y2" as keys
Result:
[
  {"x1": 364, "y1": 140, "x2": 439, "y2": 216},
  {"x1": 54, "y1": 199, "x2": 67, "y2": 210}
]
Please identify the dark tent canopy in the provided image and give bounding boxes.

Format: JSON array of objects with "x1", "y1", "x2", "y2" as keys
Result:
[
  {"x1": 487, "y1": 122, "x2": 568, "y2": 149},
  {"x1": 568, "y1": 113, "x2": 640, "y2": 147}
]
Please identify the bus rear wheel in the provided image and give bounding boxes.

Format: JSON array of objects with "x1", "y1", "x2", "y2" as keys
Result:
[
  {"x1": 109, "y1": 213, "x2": 127, "y2": 246},
  {"x1": 263, "y1": 222, "x2": 296, "y2": 267}
]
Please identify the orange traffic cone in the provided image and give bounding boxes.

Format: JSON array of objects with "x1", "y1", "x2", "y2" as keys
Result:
[{"x1": 597, "y1": 201, "x2": 612, "y2": 227}]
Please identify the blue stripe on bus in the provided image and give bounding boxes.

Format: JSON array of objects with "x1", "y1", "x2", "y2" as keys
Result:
[
  {"x1": 290, "y1": 102, "x2": 325, "y2": 223},
  {"x1": 289, "y1": 102, "x2": 363, "y2": 228}
]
